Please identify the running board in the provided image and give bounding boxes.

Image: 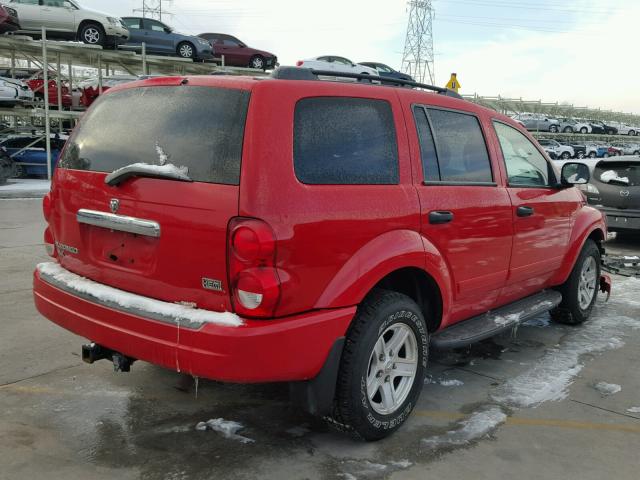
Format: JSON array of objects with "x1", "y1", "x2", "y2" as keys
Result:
[{"x1": 431, "y1": 290, "x2": 562, "y2": 349}]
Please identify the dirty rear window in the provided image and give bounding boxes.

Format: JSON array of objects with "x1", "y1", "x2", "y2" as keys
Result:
[
  {"x1": 59, "y1": 86, "x2": 250, "y2": 185},
  {"x1": 293, "y1": 97, "x2": 399, "y2": 185}
]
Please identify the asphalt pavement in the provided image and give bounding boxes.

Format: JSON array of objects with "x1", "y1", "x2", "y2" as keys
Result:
[{"x1": 1, "y1": 198, "x2": 638, "y2": 480}]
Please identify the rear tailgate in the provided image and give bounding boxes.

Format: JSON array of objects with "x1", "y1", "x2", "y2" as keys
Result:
[
  {"x1": 592, "y1": 160, "x2": 640, "y2": 210},
  {"x1": 49, "y1": 82, "x2": 251, "y2": 313}
]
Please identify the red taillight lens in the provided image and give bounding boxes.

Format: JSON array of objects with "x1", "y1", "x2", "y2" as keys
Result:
[
  {"x1": 44, "y1": 227, "x2": 56, "y2": 257},
  {"x1": 42, "y1": 193, "x2": 52, "y2": 222},
  {"x1": 228, "y1": 218, "x2": 280, "y2": 317},
  {"x1": 296, "y1": 60, "x2": 303, "y2": 67}
]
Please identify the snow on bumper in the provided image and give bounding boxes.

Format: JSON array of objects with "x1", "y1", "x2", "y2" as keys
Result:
[{"x1": 33, "y1": 263, "x2": 354, "y2": 382}]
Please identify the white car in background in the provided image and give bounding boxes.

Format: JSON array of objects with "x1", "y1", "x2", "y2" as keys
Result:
[
  {"x1": 9, "y1": 0, "x2": 129, "y2": 48},
  {"x1": 0, "y1": 76, "x2": 34, "y2": 107},
  {"x1": 295, "y1": 56, "x2": 379, "y2": 77},
  {"x1": 608, "y1": 122, "x2": 638, "y2": 136}
]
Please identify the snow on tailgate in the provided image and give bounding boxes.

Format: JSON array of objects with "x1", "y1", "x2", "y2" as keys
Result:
[{"x1": 37, "y1": 262, "x2": 243, "y2": 327}]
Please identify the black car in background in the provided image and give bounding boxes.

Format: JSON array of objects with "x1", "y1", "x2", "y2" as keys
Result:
[
  {"x1": 582, "y1": 158, "x2": 640, "y2": 231},
  {"x1": 358, "y1": 62, "x2": 414, "y2": 83},
  {"x1": 589, "y1": 122, "x2": 607, "y2": 135},
  {"x1": 602, "y1": 122, "x2": 619, "y2": 135}
]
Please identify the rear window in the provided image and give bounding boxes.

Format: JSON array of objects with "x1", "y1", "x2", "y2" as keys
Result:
[
  {"x1": 59, "y1": 86, "x2": 250, "y2": 185},
  {"x1": 293, "y1": 97, "x2": 399, "y2": 185},
  {"x1": 594, "y1": 163, "x2": 639, "y2": 186}
]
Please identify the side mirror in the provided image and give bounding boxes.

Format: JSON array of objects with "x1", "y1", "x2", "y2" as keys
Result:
[{"x1": 560, "y1": 162, "x2": 590, "y2": 186}]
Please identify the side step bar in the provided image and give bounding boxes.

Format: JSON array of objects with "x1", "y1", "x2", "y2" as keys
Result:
[{"x1": 431, "y1": 290, "x2": 562, "y2": 350}]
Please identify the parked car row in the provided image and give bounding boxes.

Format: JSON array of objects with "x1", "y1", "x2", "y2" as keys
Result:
[
  {"x1": 2, "y1": 1, "x2": 277, "y2": 69},
  {"x1": 512, "y1": 113, "x2": 640, "y2": 136},
  {"x1": 0, "y1": 132, "x2": 67, "y2": 177},
  {"x1": 539, "y1": 136, "x2": 640, "y2": 162}
]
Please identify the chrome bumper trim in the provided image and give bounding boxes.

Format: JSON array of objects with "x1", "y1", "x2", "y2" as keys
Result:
[{"x1": 77, "y1": 209, "x2": 161, "y2": 238}]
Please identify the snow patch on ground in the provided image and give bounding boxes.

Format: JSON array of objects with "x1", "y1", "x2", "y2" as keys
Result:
[
  {"x1": 195, "y1": 418, "x2": 254, "y2": 443},
  {"x1": 494, "y1": 313, "x2": 522, "y2": 327},
  {"x1": 37, "y1": 262, "x2": 242, "y2": 327},
  {"x1": 627, "y1": 407, "x2": 640, "y2": 413},
  {"x1": 439, "y1": 379, "x2": 464, "y2": 387},
  {"x1": 390, "y1": 460, "x2": 413, "y2": 468},
  {"x1": 593, "y1": 382, "x2": 622, "y2": 395},
  {"x1": 422, "y1": 407, "x2": 507, "y2": 447}
]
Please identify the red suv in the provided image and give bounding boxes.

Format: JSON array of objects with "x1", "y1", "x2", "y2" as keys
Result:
[{"x1": 34, "y1": 68, "x2": 609, "y2": 441}]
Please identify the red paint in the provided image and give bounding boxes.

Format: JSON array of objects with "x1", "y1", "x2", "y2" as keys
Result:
[{"x1": 34, "y1": 75, "x2": 608, "y2": 383}]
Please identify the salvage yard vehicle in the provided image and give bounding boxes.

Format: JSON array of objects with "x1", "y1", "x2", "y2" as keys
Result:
[
  {"x1": 121, "y1": 17, "x2": 214, "y2": 61},
  {"x1": 9, "y1": 0, "x2": 129, "y2": 47},
  {"x1": 1, "y1": 134, "x2": 65, "y2": 177},
  {"x1": 0, "y1": 75, "x2": 34, "y2": 106},
  {"x1": 33, "y1": 68, "x2": 610, "y2": 441},
  {"x1": 537, "y1": 138, "x2": 575, "y2": 159},
  {"x1": 580, "y1": 158, "x2": 639, "y2": 231},
  {"x1": 296, "y1": 56, "x2": 378, "y2": 77},
  {"x1": 511, "y1": 113, "x2": 560, "y2": 132},
  {"x1": 198, "y1": 33, "x2": 277, "y2": 70},
  {"x1": 557, "y1": 118, "x2": 591, "y2": 134},
  {"x1": 358, "y1": 62, "x2": 414, "y2": 82},
  {"x1": 0, "y1": 3, "x2": 20, "y2": 33}
]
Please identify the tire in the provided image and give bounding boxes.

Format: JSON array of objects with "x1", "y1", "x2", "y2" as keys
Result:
[
  {"x1": 79, "y1": 23, "x2": 105, "y2": 46},
  {"x1": 580, "y1": 127, "x2": 588, "y2": 134},
  {"x1": 249, "y1": 55, "x2": 265, "y2": 70},
  {"x1": 563, "y1": 127, "x2": 573, "y2": 133},
  {"x1": 588, "y1": 152, "x2": 597, "y2": 158},
  {"x1": 177, "y1": 42, "x2": 195, "y2": 59},
  {"x1": 549, "y1": 125, "x2": 559, "y2": 133},
  {"x1": 561, "y1": 152, "x2": 571, "y2": 160},
  {"x1": 13, "y1": 164, "x2": 25, "y2": 178},
  {"x1": 330, "y1": 290, "x2": 428, "y2": 441},
  {"x1": 633, "y1": 151, "x2": 640, "y2": 155},
  {"x1": 603, "y1": 153, "x2": 609, "y2": 158},
  {"x1": 551, "y1": 240, "x2": 600, "y2": 325},
  {"x1": 577, "y1": 151, "x2": 586, "y2": 159},
  {"x1": 629, "y1": 131, "x2": 636, "y2": 136}
]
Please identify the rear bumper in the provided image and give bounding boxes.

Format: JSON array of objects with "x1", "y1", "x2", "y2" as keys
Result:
[
  {"x1": 33, "y1": 267, "x2": 354, "y2": 383},
  {"x1": 599, "y1": 207, "x2": 640, "y2": 231}
]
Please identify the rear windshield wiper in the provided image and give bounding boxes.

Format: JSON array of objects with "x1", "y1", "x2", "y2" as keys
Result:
[{"x1": 105, "y1": 163, "x2": 193, "y2": 186}]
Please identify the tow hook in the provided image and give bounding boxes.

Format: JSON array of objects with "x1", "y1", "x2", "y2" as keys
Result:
[
  {"x1": 599, "y1": 274, "x2": 612, "y2": 301},
  {"x1": 82, "y1": 343, "x2": 136, "y2": 372}
]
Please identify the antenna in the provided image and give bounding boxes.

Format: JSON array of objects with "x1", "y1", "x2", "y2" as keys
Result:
[{"x1": 401, "y1": 0, "x2": 435, "y2": 85}]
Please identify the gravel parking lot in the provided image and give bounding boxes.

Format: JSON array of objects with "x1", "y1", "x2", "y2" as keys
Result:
[{"x1": 1, "y1": 199, "x2": 639, "y2": 480}]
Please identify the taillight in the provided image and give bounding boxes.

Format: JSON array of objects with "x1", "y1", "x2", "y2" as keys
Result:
[
  {"x1": 228, "y1": 218, "x2": 280, "y2": 317},
  {"x1": 42, "y1": 192, "x2": 51, "y2": 222},
  {"x1": 296, "y1": 60, "x2": 304, "y2": 67},
  {"x1": 44, "y1": 227, "x2": 56, "y2": 257}
]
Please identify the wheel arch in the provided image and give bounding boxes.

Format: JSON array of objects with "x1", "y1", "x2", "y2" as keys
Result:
[{"x1": 77, "y1": 19, "x2": 104, "y2": 38}]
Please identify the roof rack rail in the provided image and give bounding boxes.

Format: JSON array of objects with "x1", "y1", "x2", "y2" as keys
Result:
[{"x1": 270, "y1": 66, "x2": 463, "y2": 99}]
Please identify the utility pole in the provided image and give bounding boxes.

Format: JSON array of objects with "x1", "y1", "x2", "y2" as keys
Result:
[
  {"x1": 401, "y1": 0, "x2": 435, "y2": 85},
  {"x1": 133, "y1": 0, "x2": 172, "y2": 21}
]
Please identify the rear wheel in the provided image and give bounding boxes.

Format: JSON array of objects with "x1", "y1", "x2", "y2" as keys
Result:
[
  {"x1": 563, "y1": 127, "x2": 573, "y2": 133},
  {"x1": 588, "y1": 152, "x2": 597, "y2": 158},
  {"x1": 577, "y1": 151, "x2": 586, "y2": 159},
  {"x1": 330, "y1": 290, "x2": 428, "y2": 441},
  {"x1": 13, "y1": 164, "x2": 25, "y2": 178},
  {"x1": 561, "y1": 152, "x2": 571, "y2": 159},
  {"x1": 629, "y1": 131, "x2": 636, "y2": 136},
  {"x1": 549, "y1": 125, "x2": 559, "y2": 133},
  {"x1": 79, "y1": 23, "x2": 105, "y2": 46},
  {"x1": 580, "y1": 127, "x2": 588, "y2": 134},
  {"x1": 551, "y1": 240, "x2": 600, "y2": 325}
]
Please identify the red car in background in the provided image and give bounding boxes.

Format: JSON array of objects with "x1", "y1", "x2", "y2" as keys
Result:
[
  {"x1": 198, "y1": 33, "x2": 277, "y2": 70},
  {"x1": 607, "y1": 146, "x2": 623, "y2": 157},
  {"x1": 0, "y1": 4, "x2": 20, "y2": 34},
  {"x1": 0, "y1": 68, "x2": 72, "y2": 108},
  {"x1": 78, "y1": 76, "x2": 146, "y2": 107}
]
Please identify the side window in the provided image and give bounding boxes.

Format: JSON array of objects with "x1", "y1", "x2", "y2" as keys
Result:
[
  {"x1": 427, "y1": 108, "x2": 493, "y2": 183},
  {"x1": 42, "y1": 0, "x2": 64, "y2": 6},
  {"x1": 123, "y1": 18, "x2": 141, "y2": 30},
  {"x1": 294, "y1": 97, "x2": 399, "y2": 185},
  {"x1": 14, "y1": 0, "x2": 39, "y2": 4},
  {"x1": 145, "y1": 20, "x2": 166, "y2": 32},
  {"x1": 494, "y1": 121, "x2": 552, "y2": 187},
  {"x1": 413, "y1": 107, "x2": 440, "y2": 182}
]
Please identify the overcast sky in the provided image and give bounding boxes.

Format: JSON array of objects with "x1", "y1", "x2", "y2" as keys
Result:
[{"x1": 79, "y1": 0, "x2": 639, "y2": 115}]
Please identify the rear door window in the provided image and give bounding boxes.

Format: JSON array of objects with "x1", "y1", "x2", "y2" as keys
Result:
[
  {"x1": 413, "y1": 107, "x2": 493, "y2": 184},
  {"x1": 59, "y1": 86, "x2": 250, "y2": 185},
  {"x1": 293, "y1": 97, "x2": 399, "y2": 185}
]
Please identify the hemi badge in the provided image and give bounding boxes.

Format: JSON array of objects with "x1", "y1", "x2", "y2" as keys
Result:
[{"x1": 202, "y1": 277, "x2": 223, "y2": 292}]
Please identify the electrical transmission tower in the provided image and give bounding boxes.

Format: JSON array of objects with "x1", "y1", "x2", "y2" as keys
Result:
[
  {"x1": 134, "y1": 0, "x2": 172, "y2": 21},
  {"x1": 401, "y1": 0, "x2": 435, "y2": 85}
]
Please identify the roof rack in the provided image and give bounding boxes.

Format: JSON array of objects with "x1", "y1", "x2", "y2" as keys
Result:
[{"x1": 270, "y1": 66, "x2": 463, "y2": 99}]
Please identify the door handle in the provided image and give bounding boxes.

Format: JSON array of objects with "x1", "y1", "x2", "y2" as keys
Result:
[
  {"x1": 429, "y1": 211, "x2": 454, "y2": 224},
  {"x1": 517, "y1": 206, "x2": 535, "y2": 217}
]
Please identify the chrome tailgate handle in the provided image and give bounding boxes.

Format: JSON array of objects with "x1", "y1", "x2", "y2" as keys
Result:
[{"x1": 77, "y1": 209, "x2": 161, "y2": 238}]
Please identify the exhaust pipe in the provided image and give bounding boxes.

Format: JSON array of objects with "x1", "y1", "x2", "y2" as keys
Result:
[{"x1": 82, "y1": 343, "x2": 136, "y2": 372}]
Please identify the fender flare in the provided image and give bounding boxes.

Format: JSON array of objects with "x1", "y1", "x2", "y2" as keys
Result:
[
  {"x1": 551, "y1": 208, "x2": 606, "y2": 285},
  {"x1": 314, "y1": 229, "x2": 453, "y2": 320}
]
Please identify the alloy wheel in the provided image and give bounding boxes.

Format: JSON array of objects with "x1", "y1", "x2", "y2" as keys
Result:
[
  {"x1": 366, "y1": 323, "x2": 418, "y2": 415},
  {"x1": 578, "y1": 256, "x2": 597, "y2": 310},
  {"x1": 83, "y1": 28, "x2": 100, "y2": 44},
  {"x1": 179, "y1": 44, "x2": 194, "y2": 58}
]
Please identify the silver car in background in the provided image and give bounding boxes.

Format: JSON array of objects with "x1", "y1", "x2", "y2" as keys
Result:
[
  {"x1": 512, "y1": 113, "x2": 560, "y2": 132},
  {"x1": 0, "y1": 76, "x2": 34, "y2": 107}
]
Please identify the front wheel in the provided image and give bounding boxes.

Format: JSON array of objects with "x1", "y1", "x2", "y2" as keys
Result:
[
  {"x1": 549, "y1": 125, "x2": 559, "y2": 133},
  {"x1": 580, "y1": 127, "x2": 588, "y2": 134},
  {"x1": 249, "y1": 55, "x2": 265, "y2": 70},
  {"x1": 330, "y1": 290, "x2": 428, "y2": 441},
  {"x1": 551, "y1": 239, "x2": 600, "y2": 325},
  {"x1": 588, "y1": 152, "x2": 597, "y2": 158},
  {"x1": 79, "y1": 23, "x2": 105, "y2": 46},
  {"x1": 561, "y1": 152, "x2": 571, "y2": 160},
  {"x1": 177, "y1": 42, "x2": 195, "y2": 59},
  {"x1": 563, "y1": 127, "x2": 573, "y2": 133},
  {"x1": 577, "y1": 151, "x2": 586, "y2": 159}
]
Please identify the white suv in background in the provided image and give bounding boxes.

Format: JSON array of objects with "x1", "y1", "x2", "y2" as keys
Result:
[{"x1": 9, "y1": 0, "x2": 129, "y2": 48}]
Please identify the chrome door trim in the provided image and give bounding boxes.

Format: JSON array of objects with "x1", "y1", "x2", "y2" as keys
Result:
[{"x1": 77, "y1": 209, "x2": 161, "y2": 238}]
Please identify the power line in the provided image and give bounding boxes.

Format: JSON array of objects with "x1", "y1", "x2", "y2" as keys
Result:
[
  {"x1": 133, "y1": 0, "x2": 173, "y2": 21},
  {"x1": 401, "y1": 0, "x2": 435, "y2": 85}
]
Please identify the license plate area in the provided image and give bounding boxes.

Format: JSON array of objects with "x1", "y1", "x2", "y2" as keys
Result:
[{"x1": 84, "y1": 226, "x2": 158, "y2": 274}]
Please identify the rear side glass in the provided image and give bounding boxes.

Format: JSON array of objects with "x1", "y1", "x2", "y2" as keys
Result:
[
  {"x1": 427, "y1": 109, "x2": 493, "y2": 183},
  {"x1": 413, "y1": 107, "x2": 440, "y2": 182},
  {"x1": 294, "y1": 97, "x2": 399, "y2": 185},
  {"x1": 59, "y1": 86, "x2": 250, "y2": 185}
]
